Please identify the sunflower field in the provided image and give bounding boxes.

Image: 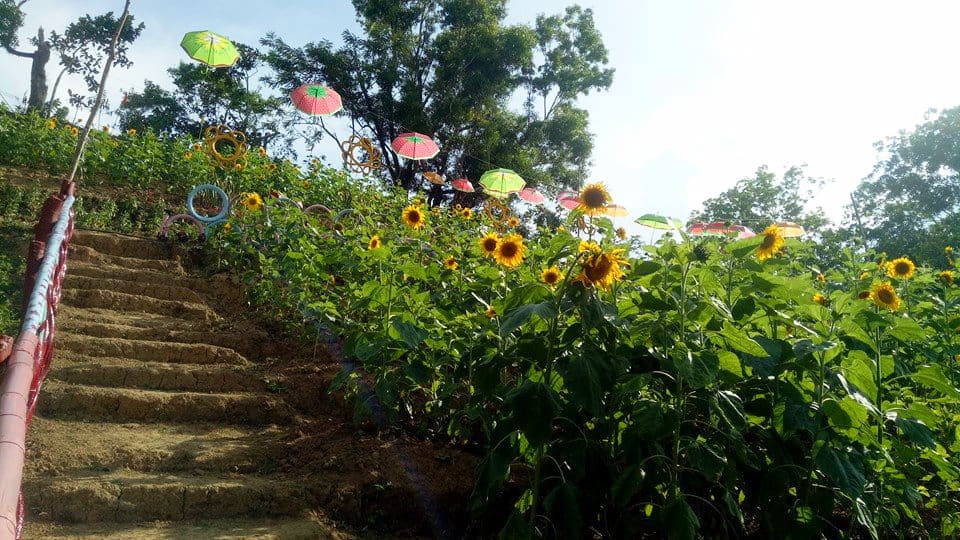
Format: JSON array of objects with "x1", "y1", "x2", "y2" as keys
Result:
[{"x1": 213, "y1": 166, "x2": 960, "y2": 538}]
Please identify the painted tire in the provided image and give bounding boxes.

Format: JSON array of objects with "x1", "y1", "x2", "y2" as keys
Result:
[{"x1": 188, "y1": 184, "x2": 230, "y2": 224}]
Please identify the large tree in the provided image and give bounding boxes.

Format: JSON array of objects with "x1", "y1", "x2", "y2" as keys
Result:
[
  {"x1": 0, "y1": 1, "x2": 141, "y2": 112},
  {"x1": 117, "y1": 44, "x2": 285, "y2": 147},
  {"x1": 690, "y1": 165, "x2": 830, "y2": 232},
  {"x1": 848, "y1": 106, "x2": 960, "y2": 266},
  {"x1": 261, "y1": 0, "x2": 613, "y2": 199}
]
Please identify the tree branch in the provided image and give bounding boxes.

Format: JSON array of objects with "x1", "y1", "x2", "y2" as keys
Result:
[{"x1": 3, "y1": 44, "x2": 33, "y2": 58}]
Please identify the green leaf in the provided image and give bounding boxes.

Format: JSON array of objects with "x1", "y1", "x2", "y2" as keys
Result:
[
  {"x1": 721, "y1": 321, "x2": 768, "y2": 357},
  {"x1": 822, "y1": 397, "x2": 869, "y2": 432},
  {"x1": 914, "y1": 364, "x2": 960, "y2": 398},
  {"x1": 566, "y1": 351, "x2": 619, "y2": 416},
  {"x1": 661, "y1": 496, "x2": 699, "y2": 540},
  {"x1": 715, "y1": 390, "x2": 747, "y2": 431},
  {"x1": 854, "y1": 497, "x2": 879, "y2": 540},
  {"x1": 497, "y1": 509, "x2": 533, "y2": 539},
  {"x1": 499, "y1": 302, "x2": 556, "y2": 336},
  {"x1": 888, "y1": 316, "x2": 927, "y2": 342},
  {"x1": 727, "y1": 235, "x2": 763, "y2": 257},
  {"x1": 678, "y1": 350, "x2": 719, "y2": 389},
  {"x1": 841, "y1": 350, "x2": 878, "y2": 398},
  {"x1": 814, "y1": 444, "x2": 866, "y2": 496},
  {"x1": 717, "y1": 350, "x2": 745, "y2": 379},
  {"x1": 389, "y1": 318, "x2": 428, "y2": 348},
  {"x1": 611, "y1": 465, "x2": 644, "y2": 507},
  {"x1": 505, "y1": 381, "x2": 559, "y2": 446},
  {"x1": 544, "y1": 483, "x2": 582, "y2": 540},
  {"x1": 893, "y1": 414, "x2": 936, "y2": 448}
]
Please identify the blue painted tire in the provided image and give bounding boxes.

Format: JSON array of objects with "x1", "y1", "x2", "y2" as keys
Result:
[{"x1": 188, "y1": 184, "x2": 230, "y2": 224}]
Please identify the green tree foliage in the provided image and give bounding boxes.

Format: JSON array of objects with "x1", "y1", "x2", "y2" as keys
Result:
[
  {"x1": 117, "y1": 44, "x2": 285, "y2": 148},
  {"x1": 691, "y1": 165, "x2": 830, "y2": 232},
  {"x1": 47, "y1": 12, "x2": 144, "y2": 111},
  {"x1": 849, "y1": 106, "x2": 960, "y2": 266},
  {"x1": 261, "y1": 0, "x2": 613, "y2": 196}
]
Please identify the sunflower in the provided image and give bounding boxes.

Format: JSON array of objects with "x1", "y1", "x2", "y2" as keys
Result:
[
  {"x1": 444, "y1": 256, "x2": 459, "y2": 270},
  {"x1": 812, "y1": 293, "x2": 829, "y2": 307},
  {"x1": 368, "y1": 235, "x2": 382, "y2": 250},
  {"x1": 494, "y1": 234, "x2": 526, "y2": 268},
  {"x1": 234, "y1": 163, "x2": 245, "y2": 172},
  {"x1": 241, "y1": 192, "x2": 263, "y2": 211},
  {"x1": 616, "y1": 227, "x2": 627, "y2": 240},
  {"x1": 556, "y1": 226, "x2": 565, "y2": 233},
  {"x1": 816, "y1": 273, "x2": 825, "y2": 283},
  {"x1": 461, "y1": 208, "x2": 473, "y2": 220},
  {"x1": 431, "y1": 207, "x2": 441, "y2": 215},
  {"x1": 184, "y1": 152, "x2": 193, "y2": 160},
  {"x1": 541, "y1": 266, "x2": 563, "y2": 287},
  {"x1": 886, "y1": 257, "x2": 916, "y2": 280},
  {"x1": 577, "y1": 248, "x2": 629, "y2": 290},
  {"x1": 869, "y1": 281, "x2": 901, "y2": 312},
  {"x1": 69, "y1": 126, "x2": 79, "y2": 137},
  {"x1": 946, "y1": 246, "x2": 954, "y2": 254},
  {"x1": 303, "y1": 180, "x2": 310, "y2": 189},
  {"x1": 127, "y1": 128, "x2": 137, "y2": 137},
  {"x1": 756, "y1": 225, "x2": 785, "y2": 261},
  {"x1": 578, "y1": 240, "x2": 601, "y2": 254},
  {"x1": 45, "y1": 118, "x2": 56, "y2": 130},
  {"x1": 101, "y1": 125, "x2": 109, "y2": 132},
  {"x1": 484, "y1": 306, "x2": 497, "y2": 318},
  {"x1": 507, "y1": 216, "x2": 520, "y2": 228},
  {"x1": 222, "y1": 222, "x2": 233, "y2": 233},
  {"x1": 577, "y1": 182, "x2": 612, "y2": 216},
  {"x1": 939, "y1": 270, "x2": 954, "y2": 285},
  {"x1": 478, "y1": 232, "x2": 500, "y2": 257},
  {"x1": 402, "y1": 204, "x2": 425, "y2": 230}
]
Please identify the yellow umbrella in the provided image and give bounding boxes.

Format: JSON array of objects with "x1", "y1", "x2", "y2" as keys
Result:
[
  {"x1": 773, "y1": 221, "x2": 805, "y2": 238},
  {"x1": 603, "y1": 204, "x2": 628, "y2": 218}
]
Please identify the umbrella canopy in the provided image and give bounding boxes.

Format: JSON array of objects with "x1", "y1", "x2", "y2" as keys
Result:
[
  {"x1": 290, "y1": 84, "x2": 342, "y2": 116},
  {"x1": 391, "y1": 132, "x2": 439, "y2": 160},
  {"x1": 773, "y1": 221, "x2": 805, "y2": 238},
  {"x1": 452, "y1": 178, "x2": 475, "y2": 192},
  {"x1": 180, "y1": 30, "x2": 240, "y2": 68},
  {"x1": 480, "y1": 168, "x2": 525, "y2": 198},
  {"x1": 728, "y1": 224, "x2": 756, "y2": 239},
  {"x1": 518, "y1": 187, "x2": 545, "y2": 204},
  {"x1": 423, "y1": 171, "x2": 445, "y2": 185},
  {"x1": 687, "y1": 221, "x2": 729, "y2": 236},
  {"x1": 635, "y1": 213, "x2": 683, "y2": 230},
  {"x1": 603, "y1": 204, "x2": 629, "y2": 218},
  {"x1": 557, "y1": 190, "x2": 580, "y2": 210}
]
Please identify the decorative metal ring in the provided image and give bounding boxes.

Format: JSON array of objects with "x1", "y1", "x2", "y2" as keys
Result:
[{"x1": 188, "y1": 184, "x2": 230, "y2": 224}]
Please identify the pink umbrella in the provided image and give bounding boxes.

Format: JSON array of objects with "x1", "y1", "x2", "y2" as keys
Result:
[
  {"x1": 452, "y1": 178, "x2": 475, "y2": 192},
  {"x1": 290, "y1": 84, "x2": 343, "y2": 116},
  {"x1": 687, "y1": 221, "x2": 727, "y2": 236},
  {"x1": 518, "y1": 187, "x2": 545, "y2": 204},
  {"x1": 391, "y1": 132, "x2": 439, "y2": 160},
  {"x1": 558, "y1": 190, "x2": 580, "y2": 210},
  {"x1": 728, "y1": 224, "x2": 755, "y2": 239}
]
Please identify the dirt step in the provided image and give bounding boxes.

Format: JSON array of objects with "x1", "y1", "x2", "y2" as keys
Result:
[
  {"x1": 55, "y1": 333, "x2": 249, "y2": 366},
  {"x1": 48, "y1": 357, "x2": 267, "y2": 393},
  {"x1": 71, "y1": 230, "x2": 171, "y2": 261},
  {"x1": 68, "y1": 261, "x2": 192, "y2": 288},
  {"x1": 58, "y1": 306, "x2": 215, "y2": 333},
  {"x1": 26, "y1": 418, "x2": 287, "y2": 475},
  {"x1": 23, "y1": 471, "x2": 315, "y2": 524},
  {"x1": 69, "y1": 244, "x2": 180, "y2": 272},
  {"x1": 59, "y1": 319, "x2": 266, "y2": 354},
  {"x1": 37, "y1": 382, "x2": 294, "y2": 425},
  {"x1": 61, "y1": 289, "x2": 217, "y2": 321},
  {"x1": 64, "y1": 275, "x2": 203, "y2": 304},
  {"x1": 25, "y1": 516, "x2": 349, "y2": 540}
]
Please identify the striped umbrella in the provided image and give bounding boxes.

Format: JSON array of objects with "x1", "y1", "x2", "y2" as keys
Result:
[
  {"x1": 480, "y1": 168, "x2": 525, "y2": 198},
  {"x1": 180, "y1": 30, "x2": 240, "y2": 68},
  {"x1": 452, "y1": 178, "x2": 475, "y2": 192},
  {"x1": 635, "y1": 214, "x2": 683, "y2": 230}
]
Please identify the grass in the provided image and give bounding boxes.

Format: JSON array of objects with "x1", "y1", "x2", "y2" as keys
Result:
[{"x1": 0, "y1": 221, "x2": 30, "y2": 336}]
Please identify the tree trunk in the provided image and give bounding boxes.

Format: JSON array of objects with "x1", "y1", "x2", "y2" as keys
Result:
[{"x1": 27, "y1": 27, "x2": 50, "y2": 111}]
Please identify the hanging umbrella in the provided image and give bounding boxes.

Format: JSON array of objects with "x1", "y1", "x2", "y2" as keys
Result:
[
  {"x1": 635, "y1": 214, "x2": 682, "y2": 230},
  {"x1": 290, "y1": 84, "x2": 342, "y2": 116},
  {"x1": 480, "y1": 168, "x2": 525, "y2": 198},
  {"x1": 603, "y1": 204, "x2": 629, "y2": 218},
  {"x1": 557, "y1": 190, "x2": 580, "y2": 210},
  {"x1": 687, "y1": 221, "x2": 729, "y2": 236},
  {"x1": 423, "y1": 171, "x2": 445, "y2": 185},
  {"x1": 728, "y1": 224, "x2": 756, "y2": 239},
  {"x1": 452, "y1": 178, "x2": 475, "y2": 192},
  {"x1": 518, "y1": 187, "x2": 545, "y2": 204},
  {"x1": 391, "y1": 132, "x2": 439, "y2": 160},
  {"x1": 773, "y1": 221, "x2": 805, "y2": 238},
  {"x1": 180, "y1": 30, "x2": 240, "y2": 68}
]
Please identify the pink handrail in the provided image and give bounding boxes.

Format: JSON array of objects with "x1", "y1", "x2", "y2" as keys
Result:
[{"x1": 0, "y1": 185, "x2": 75, "y2": 540}]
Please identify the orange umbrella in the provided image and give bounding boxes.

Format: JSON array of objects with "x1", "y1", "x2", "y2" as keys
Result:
[
  {"x1": 603, "y1": 204, "x2": 628, "y2": 218},
  {"x1": 423, "y1": 171, "x2": 445, "y2": 185}
]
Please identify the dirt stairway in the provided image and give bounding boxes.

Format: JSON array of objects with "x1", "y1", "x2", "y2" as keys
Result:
[{"x1": 21, "y1": 230, "x2": 352, "y2": 539}]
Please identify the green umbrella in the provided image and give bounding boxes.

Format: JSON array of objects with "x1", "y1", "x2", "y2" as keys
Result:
[
  {"x1": 181, "y1": 30, "x2": 240, "y2": 68},
  {"x1": 479, "y1": 168, "x2": 525, "y2": 199},
  {"x1": 635, "y1": 213, "x2": 682, "y2": 230}
]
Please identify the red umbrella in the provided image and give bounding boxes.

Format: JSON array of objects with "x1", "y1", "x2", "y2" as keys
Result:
[
  {"x1": 290, "y1": 84, "x2": 342, "y2": 116},
  {"x1": 687, "y1": 221, "x2": 727, "y2": 236},
  {"x1": 558, "y1": 190, "x2": 580, "y2": 210},
  {"x1": 518, "y1": 187, "x2": 545, "y2": 204},
  {"x1": 391, "y1": 132, "x2": 439, "y2": 160},
  {"x1": 452, "y1": 178, "x2": 475, "y2": 192}
]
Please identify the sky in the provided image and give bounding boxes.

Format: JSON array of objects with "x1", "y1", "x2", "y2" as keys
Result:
[{"x1": 3, "y1": 1, "x2": 960, "y2": 232}]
